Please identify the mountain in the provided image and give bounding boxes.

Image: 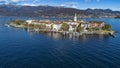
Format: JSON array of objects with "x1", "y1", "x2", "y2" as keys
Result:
[{"x1": 0, "y1": 5, "x2": 120, "y2": 18}]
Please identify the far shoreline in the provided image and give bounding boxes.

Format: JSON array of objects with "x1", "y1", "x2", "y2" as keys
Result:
[{"x1": 0, "y1": 15, "x2": 118, "y2": 19}]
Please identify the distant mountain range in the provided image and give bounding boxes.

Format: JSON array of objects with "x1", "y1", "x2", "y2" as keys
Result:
[{"x1": 0, "y1": 5, "x2": 120, "y2": 18}]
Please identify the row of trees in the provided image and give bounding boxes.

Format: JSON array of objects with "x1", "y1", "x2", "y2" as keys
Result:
[{"x1": 13, "y1": 20, "x2": 27, "y2": 25}]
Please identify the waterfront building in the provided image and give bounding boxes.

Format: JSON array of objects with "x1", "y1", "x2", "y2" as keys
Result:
[
  {"x1": 88, "y1": 21, "x2": 105, "y2": 28},
  {"x1": 53, "y1": 24, "x2": 62, "y2": 31},
  {"x1": 26, "y1": 20, "x2": 33, "y2": 24},
  {"x1": 45, "y1": 23, "x2": 52, "y2": 30},
  {"x1": 69, "y1": 24, "x2": 77, "y2": 32},
  {"x1": 24, "y1": 14, "x2": 105, "y2": 33}
]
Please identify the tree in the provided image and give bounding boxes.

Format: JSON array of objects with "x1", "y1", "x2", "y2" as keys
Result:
[
  {"x1": 104, "y1": 24, "x2": 111, "y2": 31},
  {"x1": 76, "y1": 23, "x2": 84, "y2": 32},
  {"x1": 29, "y1": 24, "x2": 34, "y2": 28},
  {"x1": 15, "y1": 21, "x2": 21, "y2": 25},
  {"x1": 23, "y1": 22, "x2": 28, "y2": 26},
  {"x1": 14, "y1": 20, "x2": 26, "y2": 25},
  {"x1": 51, "y1": 24, "x2": 53, "y2": 30},
  {"x1": 61, "y1": 23, "x2": 69, "y2": 31}
]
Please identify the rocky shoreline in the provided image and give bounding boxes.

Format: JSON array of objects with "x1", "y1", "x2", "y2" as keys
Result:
[{"x1": 5, "y1": 23, "x2": 115, "y2": 37}]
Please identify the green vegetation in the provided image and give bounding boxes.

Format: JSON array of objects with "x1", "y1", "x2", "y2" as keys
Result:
[
  {"x1": 86, "y1": 28, "x2": 92, "y2": 31},
  {"x1": 76, "y1": 24, "x2": 84, "y2": 32},
  {"x1": 23, "y1": 22, "x2": 28, "y2": 26},
  {"x1": 103, "y1": 24, "x2": 111, "y2": 31},
  {"x1": 51, "y1": 24, "x2": 53, "y2": 30},
  {"x1": 9, "y1": 20, "x2": 114, "y2": 36},
  {"x1": 28, "y1": 24, "x2": 34, "y2": 28},
  {"x1": 61, "y1": 23, "x2": 69, "y2": 31},
  {"x1": 12, "y1": 20, "x2": 26, "y2": 25}
]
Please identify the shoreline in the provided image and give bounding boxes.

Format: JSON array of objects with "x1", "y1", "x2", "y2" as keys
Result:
[
  {"x1": 0, "y1": 16, "x2": 117, "y2": 19},
  {"x1": 5, "y1": 23, "x2": 115, "y2": 36}
]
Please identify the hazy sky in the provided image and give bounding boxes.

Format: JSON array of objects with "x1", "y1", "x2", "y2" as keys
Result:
[{"x1": 0, "y1": 0, "x2": 119, "y2": 10}]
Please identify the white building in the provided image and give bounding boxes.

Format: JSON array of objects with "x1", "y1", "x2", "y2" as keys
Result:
[
  {"x1": 69, "y1": 25, "x2": 77, "y2": 32},
  {"x1": 74, "y1": 13, "x2": 77, "y2": 22},
  {"x1": 46, "y1": 23, "x2": 52, "y2": 29},
  {"x1": 26, "y1": 20, "x2": 33, "y2": 24},
  {"x1": 26, "y1": 13, "x2": 81, "y2": 32},
  {"x1": 53, "y1": 24, "x2": 62, "y2": 31},
  {"x1": 68, "y1": 13, "x2": 78, "y2": 31}
]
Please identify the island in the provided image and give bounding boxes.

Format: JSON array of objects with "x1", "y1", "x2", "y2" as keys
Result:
[{"x1": 5, "y1": 14, "x2": 115, "y2": 37}]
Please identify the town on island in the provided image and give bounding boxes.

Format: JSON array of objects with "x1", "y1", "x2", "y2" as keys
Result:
[{"x1": 5, "y1": 14, "x2": 115, "y2": 37}]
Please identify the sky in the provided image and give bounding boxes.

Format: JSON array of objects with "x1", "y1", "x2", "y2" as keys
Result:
[{"x1": 0, "y1": 0, "x2": 120, "y2": 11}]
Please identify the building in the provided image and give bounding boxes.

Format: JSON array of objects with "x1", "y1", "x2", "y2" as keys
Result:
[
  {"x1": 74, "y1": 13, "x2": 77, "y2": 22},
  {"x1": 88, "y1": 21, "x2": 105, "y2": 28},
  {"x1": 53, "y1": 24, "x2": 62, "y2": 31},
  {"x1": 25, "y1": 13, "x2": 105, "y2": 32},
  {"x1": 26, "y1": 20, "x2": 33, "y2": 24}
]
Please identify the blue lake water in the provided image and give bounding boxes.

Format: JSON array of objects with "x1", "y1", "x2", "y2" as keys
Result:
[{"x1": 0, "y1": 16, "x2": 120, "y2": 68}]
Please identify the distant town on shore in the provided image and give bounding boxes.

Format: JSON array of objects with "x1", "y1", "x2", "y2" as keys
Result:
[{"x1": 0, "y1": 5, "x2": 120, "y2": 18}]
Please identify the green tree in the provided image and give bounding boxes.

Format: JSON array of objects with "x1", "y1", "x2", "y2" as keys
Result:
[
  {"x1": 76, "y1": 24, "x2": 84, "y2": 32},
  {"x1": 15, "y1": 21, "x2": 21, "y2": 25},
  {"x1": 104, "y1": 24, "x2": 111, "y2": 31},
  {"x1": 61, "y1": 23, "x2": 69, "y2": 31},
  {"x1": 51, "y1": 24, "x2": 53, "y2": 30},
  {"x1": 23, "y1": 22, "x2": 28, "y2": 26},
  {"x1": 29, "y1": 24, "x2": 34, "y2": 28},
  {"x1": 14, "y1": 20, "x2": 26, "y2": 25}
]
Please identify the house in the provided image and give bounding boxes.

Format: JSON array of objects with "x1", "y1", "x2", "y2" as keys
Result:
[
  {"x1": 69, "y1": 24, "x2": 77, "y2": 32},
  {"x1": 46, "y1": 23, "x2": 52, "y2": 30},
  {"x1": 53, "y1": 24, "x2": 62, "y2": 31},
  {"x1": 52, "y1": 21, "x2": 62, "y2": 31},
  {"x1": 88, "y1": 21, "x2": 105, "y2": 28},
  {"x1": 26, "y1": 20, "x2": 33, "y2": 24},
  {"x1": 81, "y1": 23, "x2": 90, "y2": 31}
]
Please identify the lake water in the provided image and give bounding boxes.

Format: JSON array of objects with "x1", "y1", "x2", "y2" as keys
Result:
[{"x1": 0, "y1": 16, "x2": 120, "y2": 68}]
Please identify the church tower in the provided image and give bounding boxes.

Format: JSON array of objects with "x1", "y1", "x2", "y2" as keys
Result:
[{"x1": 74, "y1": 13, "x2": 77, "y2": 22}]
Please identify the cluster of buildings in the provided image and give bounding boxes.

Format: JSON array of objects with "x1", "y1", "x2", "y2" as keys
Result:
[{"x1": 26, "y1": 14, "x2": 105, "y2": 32}]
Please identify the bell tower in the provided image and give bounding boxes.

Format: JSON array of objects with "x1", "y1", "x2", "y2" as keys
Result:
[{"x1": 74, "y1": 13, "x2": 77, "y2": 22}]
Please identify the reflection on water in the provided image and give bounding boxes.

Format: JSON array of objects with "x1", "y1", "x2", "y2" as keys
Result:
[{"x1": 27, "y1": 30, "x2": 111, "y2": 42}]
